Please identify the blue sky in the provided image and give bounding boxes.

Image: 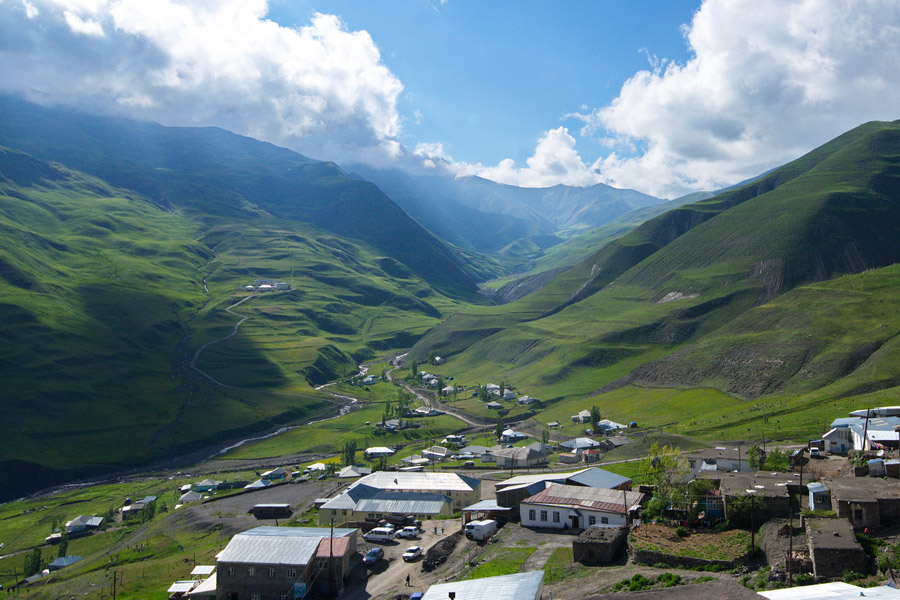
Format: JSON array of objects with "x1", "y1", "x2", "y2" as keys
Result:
[
  {"x1": 2, "y1": 1, "x2": 900, "y2": 197},
  {"x1": 269, "y1": 1, "x2": 700, "y2": 167}
]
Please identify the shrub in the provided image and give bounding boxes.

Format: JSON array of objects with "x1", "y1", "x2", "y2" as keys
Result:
[
  {"x1": 696, "y1": 576, "x2": 715, "y2": 583},
  {"x1": 676, "y1": 526, "x2": 690, "y2": 537},
  {"x1": 793, "y1": 573, "x2": 816, "y2": 586},
  {"x1": 656, "y1": 573, "x2": 682, "y2": 587},
  {"x1": 843, "y1": 570, "x2": 865, "y2": 582}
]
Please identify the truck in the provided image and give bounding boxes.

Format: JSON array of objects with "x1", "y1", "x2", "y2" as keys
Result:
[{"x1": 464, "y1": 519, "x2": 498, "y2": 542}]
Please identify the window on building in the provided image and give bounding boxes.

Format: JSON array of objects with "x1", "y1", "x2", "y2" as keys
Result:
[
  {"x1": 248, "y1": 567, "x2": 255, "y2": 576},
  {"x1": 588, "y1": 516, "x2": 596, "y2": 526},
  {"x1": 227, "y1": 567, "x2": 235, "y2": 576},
  {"x1": 552, "y1": 512, "x2": 560, "y2": 523},
  {"x1": 342, "y1": 509, "x2": 347, "y2": 515},
  {"x1": 289, "y1": 568, "x2": 297, "y2": 579},
  {"x1": 268, "y1": 567, "x2": 276, "y2": 577},
  {"x1": 601, "y1": 517, "x2": 609, "y2": 524},
  {"x1": 540, "y1": 510, "x2": 548, "y2": 522},
  {"x1": 250, "y1": 594, "x2": 260, "y2": 600},
  {"x1": 529, "y1": 509, "x2": 536, "y2": 521},
  {"x1": 279, "y1": 594, "x2": 289, "y2": 600}
]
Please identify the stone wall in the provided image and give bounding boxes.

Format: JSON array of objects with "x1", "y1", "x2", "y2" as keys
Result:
[{"x1": 630, "y1": 546, "x2": 747, "y2": 570}]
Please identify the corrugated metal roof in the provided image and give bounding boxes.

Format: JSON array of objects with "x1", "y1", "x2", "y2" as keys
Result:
[
  {"x1": 217, "y1": 533, "x2": 321, "y2": 565},
  {"x1": 522, "y1": 484, "x2": 644, "y2": 514},
  {"x1": 566, "y1": 467, "x2": 631, "y2": 489},
  {"x1": 422, "y1": 571, "x2": 544, "y2": 600},
  {"x1": 463, "y1": 500, "x2": 512, "y2": 512},
  {"x1": 315, "y1": 537, "x2": 350, "y2": 558},
  {"x1": 356, "y1": 495, "x2": 450, "y2": 516},
  {"x1": 241, "y1": 526, "x2": 356, "y2": 538},
  {"x1": 189, "y1": 573, "x2": 217, "y2": 596},
  {"x1": 350, "y1": 471, "x2": 480, "y2": 492}
]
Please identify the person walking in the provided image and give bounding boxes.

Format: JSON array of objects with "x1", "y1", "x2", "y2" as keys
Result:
[{"x1": 406, "y1": 574, "x2": 411, "y2": 587}]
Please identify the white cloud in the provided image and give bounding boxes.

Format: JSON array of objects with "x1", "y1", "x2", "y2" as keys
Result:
[
  {"x1": 0, "y1": 1, "x2": 404, "y2": 163},
  {"x1": 414, "y1": 127, "x2": 605, "y2": 189},
  {"x1": 573, "y1": 0, "x2": 900, "y2": 197}
]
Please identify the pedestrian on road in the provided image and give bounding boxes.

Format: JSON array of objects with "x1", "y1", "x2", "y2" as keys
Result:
[{"x1": 406, "y1": 574, "x2": 411, "y2": 587}]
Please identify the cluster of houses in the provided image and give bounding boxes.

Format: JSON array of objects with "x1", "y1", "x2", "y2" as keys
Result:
[{"x1": 242, "y1": 280, "x2": 291, "y2": 292}]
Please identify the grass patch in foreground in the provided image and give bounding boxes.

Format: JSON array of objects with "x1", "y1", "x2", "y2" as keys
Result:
[
  {"x1": 542, "y1": 546, "x2": 591, "y2": 584},
  {"x1": 465, "y1": 546, "x2": 536, "y2": 579},
  {"x1": 630, "y1": 524, "x2": 750, "y2": 561}
]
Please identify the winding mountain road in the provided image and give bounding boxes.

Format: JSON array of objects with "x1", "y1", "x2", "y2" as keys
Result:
[{"x1": 385, "y1": 364, "x2": 488, "y2": 427}]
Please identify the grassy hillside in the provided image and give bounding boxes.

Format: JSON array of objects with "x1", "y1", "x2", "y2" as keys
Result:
[
  {"x1": 0, "y1": 144, "x2": 481, "y2": 500},
  {"x1": 409, "y1": 120, "x2": 900, "y2": 442}
]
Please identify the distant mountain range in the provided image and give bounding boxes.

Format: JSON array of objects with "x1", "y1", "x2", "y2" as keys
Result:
[{"x1": 349, "y1": 164, "x2": 664, "y2": 255}]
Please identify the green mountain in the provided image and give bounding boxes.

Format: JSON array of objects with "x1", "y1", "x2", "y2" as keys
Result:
[
  {"x1": 410, "y1": 120, "x2": 900, "y2": 436},
  {"x1": 0, "y1": 97, "x2": 482, "y2": 294},
  {"x1": 0, "y1": 100, "x2": 489, "y2": 500}
]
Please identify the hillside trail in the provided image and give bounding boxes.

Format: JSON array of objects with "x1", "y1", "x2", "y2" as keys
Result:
[{"x1": 188, "y1": 294, "x2": 337, "y2": 402}]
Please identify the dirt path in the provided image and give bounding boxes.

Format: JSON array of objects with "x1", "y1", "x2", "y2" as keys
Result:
[
  {"x1": 386, "y1": 365, "x2": 488, "y2": 427},
  {"x1": 521, "y1": 539, "x2": 569, "y2": 571}
]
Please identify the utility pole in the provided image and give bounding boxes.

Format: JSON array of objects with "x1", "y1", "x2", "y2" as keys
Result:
[
  {"x1": 788, "y1": 488, "x2": 794, "y2": 587},
  {"x1": 113, "y1": 570, "x2": 117, "y2": 600},
  {"x1": 746, "y1": 490, "x2": 757, "y2": 556},
  {"x1": 329, "y1": 518, "x2": 335, "y2": 594}
]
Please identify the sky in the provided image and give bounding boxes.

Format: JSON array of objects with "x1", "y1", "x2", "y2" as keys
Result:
[{"x1": 1, "y1": 0, "x2": 900, "y2": 198}]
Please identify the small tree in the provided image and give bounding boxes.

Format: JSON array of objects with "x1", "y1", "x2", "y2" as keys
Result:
[
  {"x1": 57, "y1": 533, "x2": 69, "y2": 558},
  {"x1": 590, "y1": 405, "x2": 602, "y2": 434},
  {"x1": 639, "y1": 443, "x2": 689, "y2": 502},
  {"x1": 341, "y1": 440, "x2": 358, "y2": 466},
  {"x1": 748, "y1": 443, "x2": 760, "y2": 471},
  {"x1": 541, "y1": 429, "x2": 551, "y2": 445},
  {"x1": 495, "y1": 416, "x2": 505, "y2": 441},
  {"x1": 24, "y1": 547, "x2": 42, "y2": 577},
  {"x1": 410, "y1": 360, "x2": 418, "y2": 378}
]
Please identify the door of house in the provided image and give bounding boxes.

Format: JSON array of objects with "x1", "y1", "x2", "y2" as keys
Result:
[{"x1": 569, "y1": 515, "x2": 579, "y2": 529}]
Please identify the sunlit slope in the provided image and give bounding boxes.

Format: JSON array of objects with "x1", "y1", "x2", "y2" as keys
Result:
[{"x1": 413, "y1": 120, "x2": 900, "y2": 417}]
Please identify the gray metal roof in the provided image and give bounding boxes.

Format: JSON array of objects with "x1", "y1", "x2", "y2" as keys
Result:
[
  {"x1": 241, "y1": 526, "x2": 355, "y2": 538},
  {"x1": 422, "y1": 571, "x2": 544, "y2": 600},
  {"x1": 566, "y1": 467, "x2": 631, "y2": 489},
  {"x1": 349, "y1": 471, "x2": 480, "y2": 493},
  {"x1": 463, "y1": 500, "x2": 512, "y2": 512},
  {"x1": 560, "y1": 437, "x2": 600, "y2": 449},
  {"x1": 355, "y1": 493, "x2": 451, "y2": 515},
  {"x1": 217, "y1": 533, "x2": 321, "y2": 566}
]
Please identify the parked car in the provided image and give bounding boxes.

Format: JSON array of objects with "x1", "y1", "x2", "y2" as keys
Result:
[
  {"x1": 810, "y1": 447, "x2": 821, "y2": 459},
  {"x1": 363, "y1": 527, "x2": 397, "y2": 543},
  {"x1": 402, "y1": 546, "x2": 423, "y2": 562},
  {"x1": 363, "y1": 547, "x2": 384, "y2": 565},
  {"x1": 397, "y1": 526, "x2": 420, "y2": 539}
]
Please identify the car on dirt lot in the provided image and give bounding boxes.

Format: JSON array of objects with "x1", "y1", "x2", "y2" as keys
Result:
[
  {"x1": 402, "y1": 546, "x2": 423, "y2": 562},
  {"x1": 363, "y1": 547, "x2": 384, "y2": 565},
  {"x1": 397, "y1": 526, "x2": 419, "y2": 539}
]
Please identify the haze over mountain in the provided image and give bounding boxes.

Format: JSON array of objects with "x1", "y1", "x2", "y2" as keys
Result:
[{"x1": 348, "y1": 165, "x2": 664, "y2": 254}]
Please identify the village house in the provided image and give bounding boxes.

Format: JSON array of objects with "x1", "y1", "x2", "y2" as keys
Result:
[
  {"x1": 422, "y1": 445, "x2": 454, "y2": 461},
  {"x1": 65, "y1": 515, "x2": 103, "y2": 535},
  {"x1": 495, "y1": 467, "x2": 632, "y2": 515},
  {"x1": 318, "y1": 484, "x2": 454, "y2": 523},
  {"x1": 318, "y1": 471, "x2": 481, "y2": 524},
  {"x1": 364, "y1": 446, "x2": 395, "y2": 459},
  {"x1": 695, "y1": 470, "x2": 797, "y2": 521},
  {"x1": 683, "y1": 447, "x2": 753, "y2": 475},
  {"x1": 819, "y1": 476, "x2": 900, "y2": 529},
  {"x1": 806, "y1": 517, "x2": 867, "y2": 579},
  {"x1": 121, "y1": 495, "x2": 157, "y2": 520},
  {"x1": 361, "y1": 375, "x2": 377, "y2": 385},
  {"x1": 520, "y1": 484, "x2": 645, "y2": 530},
  {"x1": 572, "y1": 409, "x2": 592, "y2": 424},
  {"x1": 826, "y1": 411, "x2": 900, "y2": 451},
  {"x1": 500, "y1": 428, "x2": 528, "y2": 443},
  {"x1": 215, "y1": 526, "x2": 357, "y2": 599},
  {"x1": 518, "y1": 395, "x2": 540, "y2": 405},
  {"x1": 337, "y1": 465, "x2": 371, "y2": 478},
  {"x1": 559, "y1": 437, "x2": 601, "y2": 454},
  {"x1": 486, "y1": 444, "x2": 551, "y2": 469},
  {"x1": 192, "y1": 478, "x2": 222, "y2": 492},
  {"x1": 260, "y1": 467, "x2": 287, "y2": 480},
  {"x1": 487, "y1": 401, "x2": 503, "y2": 410}
]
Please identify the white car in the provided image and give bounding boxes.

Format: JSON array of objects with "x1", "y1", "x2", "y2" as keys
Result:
[
  {"x1": 397, "y1": 526, "x2": 419, "y2": 539},
  {"x1": 402, "y1": 546, "x2": 423, "y2": 562}
]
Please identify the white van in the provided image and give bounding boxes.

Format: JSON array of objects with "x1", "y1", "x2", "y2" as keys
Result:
[
  {"x1": 464, "y1": 519, "x2": 498, "y2": 541},
  {"x1": 363, "y1": 527, "x2": 397, "y2": 543}
]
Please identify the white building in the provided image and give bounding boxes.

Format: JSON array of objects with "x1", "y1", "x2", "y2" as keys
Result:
[
  {"x1": 364, "y1": 447, "x2": 395, "y2": 459},
  {"x1": 520, "y1": 484, "x2": 644, "y2": 530},
  {"x1": 422, "y1": 571, "x2": 544, "y2": 600}
]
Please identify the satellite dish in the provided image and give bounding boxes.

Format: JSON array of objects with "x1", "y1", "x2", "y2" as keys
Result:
[{"x1": 878, "y1": 449, "x2": 885, "y2": 457}]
